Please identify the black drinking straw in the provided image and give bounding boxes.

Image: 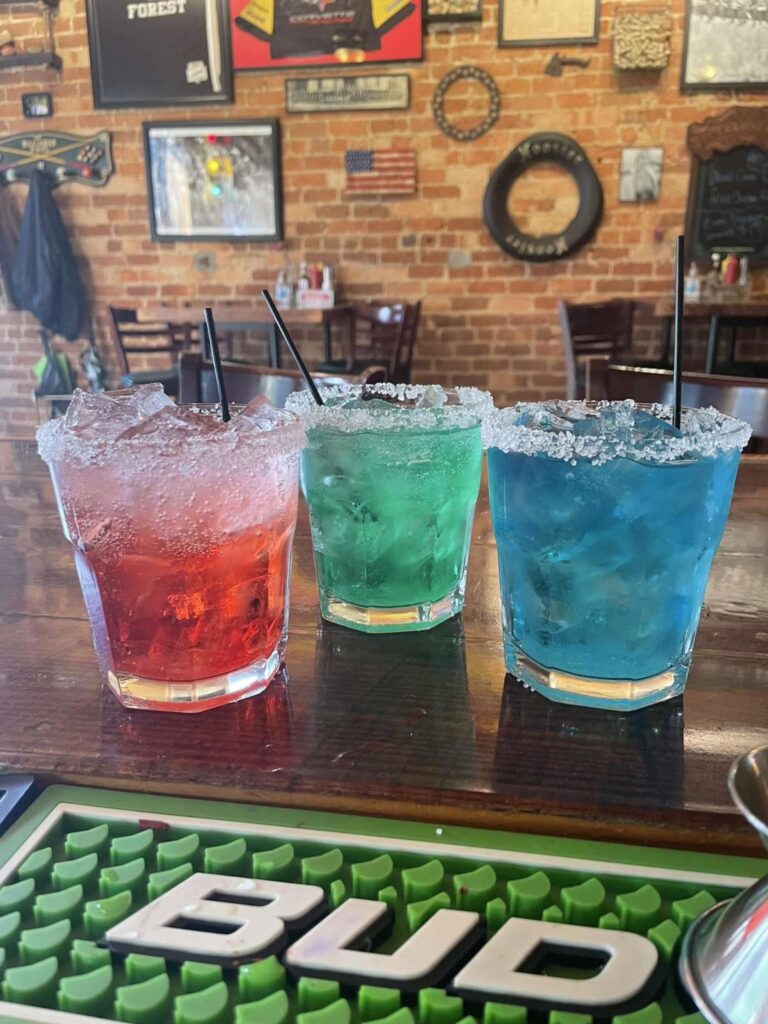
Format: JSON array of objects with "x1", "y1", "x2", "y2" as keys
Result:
[
  {"x1": 261, "y1": 289, "x2": 325, "y2": 407},
  {"x1": 203, "y1": 306, "x2": 231, "y2": 423},
  {"x1": 672, "y1": 235, "x2": 685, "y2": 430}
]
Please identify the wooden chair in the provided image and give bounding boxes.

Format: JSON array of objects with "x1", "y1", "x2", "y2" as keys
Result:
[
  {"x1": 108, "y1": 305, "x2": 196, "y2": 396},
  {"x1": 317, "y1": 301, "x2": 422, "y2": 384},
  {"x1": 559, "y1": 299, "x2": 637, "y2": 400},
  {"x1": 178, "y1": 352, "x2": 389, "y2": 407},
  {"x1": 586, "y1": 360, "x2": 768, "y2": 452}
]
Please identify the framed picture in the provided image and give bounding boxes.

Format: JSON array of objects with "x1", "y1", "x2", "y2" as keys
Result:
[
  {"x1": 619, "y1": 147, "x2": 663, "y2": 203},
  {"x1": 285, "y1": 74, "x2": 409, "y2": 113},
  {"x1": 499, "y1": 0, "x2": 599, "y2": 46},
  {"x1": 86, "y1": 0, "x2": 233, "y2": 108},
  {"x1": 682, "y1": 0, "x2": 768, "y2": 91},
  {"x1": 230, "y1": 0, "x2": 423, "y2": 71},
  {"x1": 426, "y1": 0, "x2": 482, "y2": 23},
  {"x1": 143, "y1": 120, "x2": 282, "y2": 243},
  {"x1": 22, "y1": 92, "x2": 53, "y2": 118}
]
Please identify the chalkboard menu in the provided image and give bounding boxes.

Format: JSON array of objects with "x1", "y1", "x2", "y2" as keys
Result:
[{"x1": 686, "y1": 107, "x2": 768, "y2": 266}]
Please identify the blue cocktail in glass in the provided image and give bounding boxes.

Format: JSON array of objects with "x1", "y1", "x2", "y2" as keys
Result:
[{"x1": 485, "y1": 401, "x2": 751, "y2": 711}]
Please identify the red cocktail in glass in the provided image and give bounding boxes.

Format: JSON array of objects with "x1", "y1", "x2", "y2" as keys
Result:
[{"x1": 38, "y1": 385, "x2": 305, "y2": 712}]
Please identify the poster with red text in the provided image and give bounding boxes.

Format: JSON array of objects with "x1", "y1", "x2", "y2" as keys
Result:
[{"x1": 231, "y1": 0, "x2": 423, "y2": 70}]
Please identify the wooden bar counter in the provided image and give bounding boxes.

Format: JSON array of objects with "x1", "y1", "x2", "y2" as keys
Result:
[{"x1": 1, "y1": 439, "x2": 767, "y2": 856}]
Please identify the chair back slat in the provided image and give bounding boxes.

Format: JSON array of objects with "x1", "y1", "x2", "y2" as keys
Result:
[
  {"x1": 391, "y1": 301, "x2": 421, "y2": 383},
  {"x1": 351, "y1": 302, "x2": 421, "y2": 383},
  {"x1": 559, "y1": 299, "x2": 636, "y2": 399},
  {"x1": 108, "y1": 305, "x2": 197, "y2": 393}
]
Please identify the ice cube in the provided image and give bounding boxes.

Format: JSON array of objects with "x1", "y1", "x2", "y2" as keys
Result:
[
  {"x1": 236, "y1": 395, "x2": 291, "y2": 432},
  {"x1": 570, "y1": 415, "x2": 604, "y2": 437},
  {"x1": 413, "y1": 385, "x2": 446, "y2": 409},
  {"x1": 64, "y1": 384, "x2": 174, "y2": 439},
  {"x1": 684, "y1": 408, "x2": 719, "y2": 436},
  {"x1": 128, "y1": 383, "x2": 176, "y2": 418},
  {"x1": 517, "y1": 404, "x2": 582, "y2": 433},
  {"x1": 631, "y1": 409, "x2": 683, "y2": 440},
  {"x1": 117, "y1": 404, "x2": 225, "y2": 442},
  {"x1": 593, "y1": 401, "x2": 634, "y2": 441}
]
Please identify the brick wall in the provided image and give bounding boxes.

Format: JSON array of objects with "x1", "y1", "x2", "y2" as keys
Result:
[{"x1": 1, "y1": 0, "x2": 767, "y2": 437}]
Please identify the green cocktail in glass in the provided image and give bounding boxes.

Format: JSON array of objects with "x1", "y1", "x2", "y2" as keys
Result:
[{"x1": 287, "y1": 384, "x2": 491, "y2": 632}]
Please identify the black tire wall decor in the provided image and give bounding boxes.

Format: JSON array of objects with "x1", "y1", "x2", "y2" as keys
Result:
[{"x1": 483, "y1": 132, "x2": 603, "y2": 262}]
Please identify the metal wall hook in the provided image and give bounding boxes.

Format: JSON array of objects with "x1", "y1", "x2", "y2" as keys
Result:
[{"x1": 0, "y1": 130, "x2": 113, "y2": 188}]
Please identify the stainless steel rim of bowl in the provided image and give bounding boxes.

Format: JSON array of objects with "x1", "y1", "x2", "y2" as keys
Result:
[{"x1": 728, "y1": 744, "x2": 768, "y2": 846}]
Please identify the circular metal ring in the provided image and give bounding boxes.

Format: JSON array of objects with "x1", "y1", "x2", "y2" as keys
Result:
[{"x1": 432, "y1": 66, "x2": 501, "y2": 142}]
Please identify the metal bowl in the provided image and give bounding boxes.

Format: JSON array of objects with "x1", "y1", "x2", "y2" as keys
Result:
[{"x1": 678, "y1": 744, "x2": 768, "y2": 1024}]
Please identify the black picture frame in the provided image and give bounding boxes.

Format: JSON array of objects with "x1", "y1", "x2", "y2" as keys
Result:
[
  {"x1": 285, "y1": 74, "x2": 410, "y2": 114},
  {"x1": 86, "y1": 0, "x2": 233, "y2": 108},
  {"x1": 21, "y1": 92, "x2": 53, "y2": 118},
  {"x1": 681, "y1": 0, "x2": 768, "y2": 92},
  {"x1": 143, "y1": 119, "x2": 283, "y2": 243},
  {"x1": 498, "y1": 0, "x2": 600, "y2": 47}
]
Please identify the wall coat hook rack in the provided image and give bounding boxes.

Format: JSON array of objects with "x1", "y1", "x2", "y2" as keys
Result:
[{"x1": 0, "y1": 130, "x2": 113, "y2": 187}]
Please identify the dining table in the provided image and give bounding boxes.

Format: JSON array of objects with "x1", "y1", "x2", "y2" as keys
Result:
[
  {"x1": 2, "y1": 438, "x2": 768, "y2": 859},
  {"x1": 138, "y1": 303, "x2": 356, "y2": 369}
]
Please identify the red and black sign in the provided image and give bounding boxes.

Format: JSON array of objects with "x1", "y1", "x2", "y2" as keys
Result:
[{"x1": 231, "y1": 0, "x2": 422, "y2": 70}]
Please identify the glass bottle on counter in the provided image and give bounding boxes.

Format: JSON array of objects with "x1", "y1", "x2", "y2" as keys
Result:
[
  {"x1": 275, "y1": 268, "x2": 291, "y2": 307},
  {"x1": 739, "y1": 256, "x2": 751, "y2": 298},
  {"x1": 684, "y1": 261, "x2": 701, "y2": 303},
  {"x1": 297, "y1": 261, "x2": 310, "y2": 292},
  {"x1": 703, "y1": 252, "x2": 722, "y2": 300},
  {"x1": 722, "y1": 253, "x2": 740, "y2": 288}
]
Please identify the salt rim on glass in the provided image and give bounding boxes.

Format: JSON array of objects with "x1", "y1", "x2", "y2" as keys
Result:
[
  {"x1": 286, "y1": 382, "x2": 494, "y2": 432},
  {"x1": 37, "y1": 385, "x2": 306, "y2": 468},
  {"x1": 482, "y1": 399, "x2": 752, "y2": 465}
]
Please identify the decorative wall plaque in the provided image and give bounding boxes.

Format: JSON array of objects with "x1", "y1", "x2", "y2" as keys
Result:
[
  {"x1": 286, "y1": 74, "x2": 409, "y2": 113},
  {"x1": 426, "y1": 0, "x2": 482, "y2": 23},
  {"x1": 613, "y1": 9, "x2": 671, "y2": 71},
  {"x1": 344, "y1": 148, "x2": 416, "y2": 195},
  {"x1": 0, "y1": 130, "x2": 113, "y2": 187}
]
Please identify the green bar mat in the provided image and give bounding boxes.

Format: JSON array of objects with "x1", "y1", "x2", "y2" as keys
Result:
[{"x1": 0, "y1": 785, "x2": 762, "y2": 1024}]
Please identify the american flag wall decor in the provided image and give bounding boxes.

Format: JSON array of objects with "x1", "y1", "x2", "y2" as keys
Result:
[{"x1": 344, "y1": 149, "x2": 417, "y2": 195}]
